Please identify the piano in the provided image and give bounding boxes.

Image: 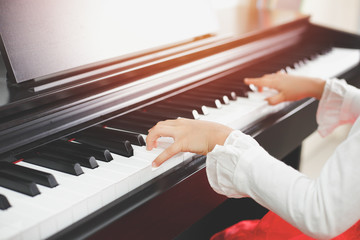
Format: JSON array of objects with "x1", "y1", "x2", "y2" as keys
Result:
[{"x1": 1, "y1": 1, "x2": 360, "y2": 239}]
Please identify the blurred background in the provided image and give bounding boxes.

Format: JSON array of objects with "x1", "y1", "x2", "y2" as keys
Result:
[
  {"x1": 211, "y1": 0, "x2": 360, "y2": 34},
  {"x1": 211, "y1": 0, "x2": 360, "y2": 178}
]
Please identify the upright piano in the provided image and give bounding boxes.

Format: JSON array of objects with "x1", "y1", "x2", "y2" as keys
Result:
[{"x1": 0, "y1": 1, "x2": 360, "y2": 239}]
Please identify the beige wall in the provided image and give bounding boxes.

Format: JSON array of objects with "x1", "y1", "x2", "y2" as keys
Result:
[
  {"x1": 211, "y1": 0, "x2": 360, "y2": 34},
  {"x1": 301, "y1": 0, "x2": 360, "y2": 34}
]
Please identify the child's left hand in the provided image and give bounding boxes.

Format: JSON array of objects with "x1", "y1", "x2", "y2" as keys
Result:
[{"x1": 146, "y1": 118, "x2": 233, "y2": 167}]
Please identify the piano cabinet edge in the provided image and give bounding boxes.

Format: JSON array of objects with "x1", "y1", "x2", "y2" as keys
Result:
[
  {"x1": 255, "y1": 99, "x2": 318, "y2": 163},
  {"x1": 102, "y1": 170, "x2": 226, "y2": 240}
]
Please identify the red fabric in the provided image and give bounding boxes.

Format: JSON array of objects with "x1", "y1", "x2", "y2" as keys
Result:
[{"x1": 211, "y1": 211, "x2": 360, "y2": 240}]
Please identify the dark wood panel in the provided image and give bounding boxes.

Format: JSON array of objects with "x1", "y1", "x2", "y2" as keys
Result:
[{"x1": 86, "y1": 164, "x2": 226, "y2": 240}]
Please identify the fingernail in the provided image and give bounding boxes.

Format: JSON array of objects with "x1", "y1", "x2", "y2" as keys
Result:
[{"x1": 152, "y1": 162, "x2": 157, "y2": 168}]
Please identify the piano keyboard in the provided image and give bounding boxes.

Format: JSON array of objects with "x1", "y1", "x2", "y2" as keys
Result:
[{"x1": 0, "y1": 47, "x2": 359, "y2": 239}]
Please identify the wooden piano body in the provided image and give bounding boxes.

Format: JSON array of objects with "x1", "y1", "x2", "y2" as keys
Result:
[{"x1": 0, "y1": 1, "x2": 360, "y2": 239}]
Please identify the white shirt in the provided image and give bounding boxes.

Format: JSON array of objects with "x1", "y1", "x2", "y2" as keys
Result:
[{"x1": 206, "y1": 79, "x2": 360, "y2": 240}]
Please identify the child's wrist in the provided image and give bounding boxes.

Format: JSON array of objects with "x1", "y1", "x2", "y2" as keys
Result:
[{"x1": 312, "y1": 78, "x2": 326, "y2": 99}]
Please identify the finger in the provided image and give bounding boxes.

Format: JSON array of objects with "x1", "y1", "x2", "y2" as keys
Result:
[
  {"x1": 146, "y1": 137, "x2": 158, "y2": 150},
  {"x1": 148, "y1": 119, "x2": 179, "y2": 133},
  {"x1": 244, "y1": 77, "x2": 262, "y2": 85},
  {"x1": 151, "y1": 119, "x2": 178, "y2": 128},
  {"x1": 244, "y1": 76, "x2": 275, "y2": 89},
  {"x1": 146, "y1": 125, "x2": 174, "y2": 150},
  {"x1": 152, "y1": 143, "x2": 181, "y2": 167},
  {"x1": 266, "y1": 92, "x2": 285, "y2": 105},
  {"x1": 160, "y1": 119, "x2": 179, "y2": 126}
]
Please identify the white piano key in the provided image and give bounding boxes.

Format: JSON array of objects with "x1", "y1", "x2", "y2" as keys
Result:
[
  {"x1": 200, "y1": 97, "x2": 265, "y2": 127},
  {"x1": 78, "y1": 168, "x2": 117, "y2": 205},
  {"x1": 74, "y1": 170, "x2": 113, "y2": 209},
  {"x1": 7, "y1": 184, "x2": 75, "y2": 235},
  {"x1": 15, "y1": 161, "x2": 133, "y2": 232},
  {"x1": 110, "y1": 153, "x2": 152, "y2": 185},
  {"x1": 0, "y1": 187, "x2": 57, "y2": 239},
  {"x1": 0, "y1": 191, "x2": 40, "y2": 240},
  {"x1": 88, "y1": 162, "x2": 130, "y2": 197},
  {"x1": 149, "y1": 136, "x2": 184, "y2": 166},
  {"x1": 0, "y1": 223, "x2": 22, "y2": 240},
  {"x1": 133, "y1": 140, "x2": 184, "y2": 178},
  {"x1": 15, "y1": 162, "x2": 98, "y2": 219},
  {"x1": 95, "y1": 160, "x2": 141, "y2": 192},
  {"x1": 290, "y1": 47, "x2": 360, "y2": 79}
]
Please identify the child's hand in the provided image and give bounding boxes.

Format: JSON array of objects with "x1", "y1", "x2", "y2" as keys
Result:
[
  {"x1": 244, "y1": 73, "x2": 326, "y2": 105},
  {"x1": 146, "y1": 118, "x2": 233, "y2": 167}
]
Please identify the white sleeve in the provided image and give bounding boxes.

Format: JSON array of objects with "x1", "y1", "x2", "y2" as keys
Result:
[
  {"x1": 206, "y1": 127, "x2": 360, "y2": 239},
  {"x1": 317, "y1": 78, "x2": 360, "y2": 137}
]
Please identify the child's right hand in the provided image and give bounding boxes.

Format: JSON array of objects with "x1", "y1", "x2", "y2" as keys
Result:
[{"x1": 244, "y1": 73, "x2": 326, "y2": 105}]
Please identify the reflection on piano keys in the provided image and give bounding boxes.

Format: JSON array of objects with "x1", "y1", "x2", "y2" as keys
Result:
[{"x1": 1, "y1": 45, "x2": 359, "y2": 239}]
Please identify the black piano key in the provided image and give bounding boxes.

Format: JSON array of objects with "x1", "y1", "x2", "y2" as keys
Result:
[
  {"x1": 184, "y1": 91, "x2": 229, "y2": 105},
  {"x1": 216, "y1": 76, "x2": 250, "y2": 86},
  {"x1": 111, "y1": 109, "x2": 178, "y2": 127},
  {"x1": 271, "y1": 52, "x2": 312, "y2": 66},
  {"x1": 136, "y1": 108, "x2": 183, "y2": 120},
  {"x1": 81, "y1": 127, "x2": 146, "y2": 146},
  {"x1": 52, "y1": 140, "x2": 113, "y2": 162},
  {"x1": 207, "y1": 81, "x2": 246, "y2": 90},
  {"x1": 111, "y1": 129, "x2": 146, "y2": 146},
  {"x1": 220, "y1": 73, "x2": 253, "y2": 85},
  {"x1": 36, "y1": 149, "x2": 98, "y2": 169},
  {"x1": 110, "y1": 116, "x2": 157, "y2": 129},
  {"x1": 194, "y1": 87, "x2": 237, "y2": 100},
  {"x1": 208, "y1": 82, "x2": 250, "y2": 97},
  {"x1": 143, "y1": 105, "x2": 199, "y2": 119},
  {"x1": 0, "y1": 162, "x2": 58, "y2": 188},
  {"x1": 0, "y1": 172, "x2": 40, "y2": 197},
  {"x1": 243, "y1": 69, "x2": 274, "y2": 78},
  {"x1": 150, "y1": 101, "x2": 207, "y2": 115},
  {"x1": 171, "y1": 94, "x2": 222, "y2": 108},
  {"x1": 125, "y1": 108, "x2": 198, "y2": 123},
  {"x1": 105, "y1": 119, "x2": 151, "y2": 135},
  {"x1": 110, "y1": 113, "x2": 171, "y2": 132},
  {"x1": 0, "y1": 194, "x2": 11, "y2": 210},
  {"x1": 21, "y1": 153, "x2": 84, "y2": 176},
  {"x1": 74, "y1": 135, "x2": 134, "y2": 158},
  {"x1": 126, "y1": 110, "x2": 174, "y2": 123},
  {"x1": 247, "y1": 64, "x2": 282, "y2": 74},
  {"x1": 162, "y1": 99, "x2": 209, "y2": 115}
]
